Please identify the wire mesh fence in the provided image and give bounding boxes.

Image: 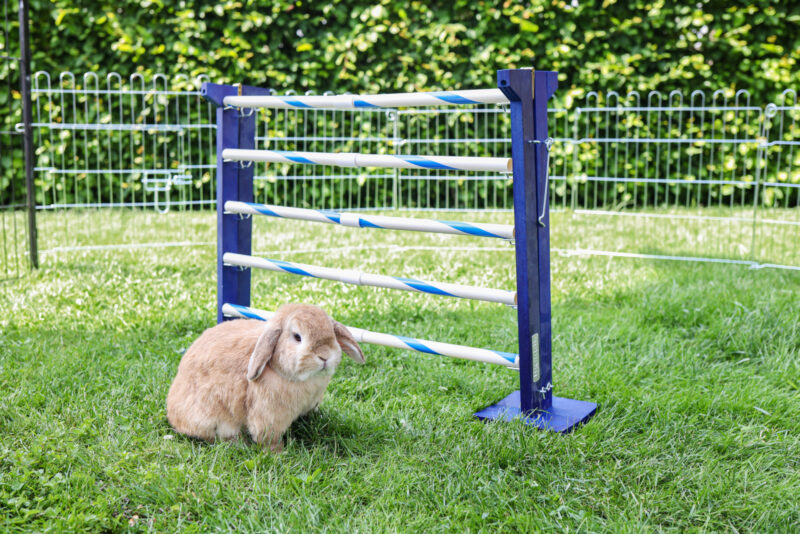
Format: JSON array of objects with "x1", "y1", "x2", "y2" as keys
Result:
[
  {"x1": 755, "y1": 90, "x2": 799, "y2": 267},
  {"x1": 253, "y1": 86, "x2": 798, "y2": 267},
  {"x1": 254, "y1": 98, "x2": 396, "y2": 211},
  {"x1": 0, "y1": 70, "x2": 797, "y2": 269},
  {"x1": 558, "y1": 89, "x2": 799, "y2": 267},
  {"x1": 253, "y1": 103, "x2": 516, "y2": 212},
  {"x1": 393, "y1": 106, "x2": 514, "y2": 212},
  {"x1": 559, "y1": 90, "x2": 764, "y2": 265},
  {"x1": 29, "y1": 72, "x2": 216, "y2": 253}
]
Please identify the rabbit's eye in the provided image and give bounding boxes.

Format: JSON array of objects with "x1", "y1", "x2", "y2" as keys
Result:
[{"x1": 293, "y1": 333, "x2": 302, "y2": 343}]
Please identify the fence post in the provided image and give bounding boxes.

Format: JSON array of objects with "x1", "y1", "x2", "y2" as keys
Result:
[
  {"x1": 750, "y1": 104, "x2": 773, "y2": 264},
  {"x1": 202, "y1": 82, "x2": 271, "y2": 323},
  {"x1": 475, "y1": 68, "x2": 596, "y2": 432},
  {"x1": 18, "y1": 0, "x2": 37, "y2": 269}
]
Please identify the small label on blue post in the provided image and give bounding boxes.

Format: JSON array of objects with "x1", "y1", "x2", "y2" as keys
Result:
[{"x1": 532, "y1": 333, "x2": 540, "y2": 381}]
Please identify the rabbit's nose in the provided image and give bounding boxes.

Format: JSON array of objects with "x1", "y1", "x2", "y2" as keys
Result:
[{"x1": 318, "y1": 353, "x2": 329, "y2": 362}]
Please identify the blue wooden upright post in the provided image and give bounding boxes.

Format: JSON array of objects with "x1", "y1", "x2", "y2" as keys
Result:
[
  {"x1": 475, "y1": 69, "x2": 597, "y2": 432},
  {"x1": 202, "y1": 82, "x2": 271, "y2": 323}
]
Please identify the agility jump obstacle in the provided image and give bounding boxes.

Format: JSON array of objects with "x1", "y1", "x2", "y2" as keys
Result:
[{"x1": 203, "y1": 69, "x2": 597, "y2": 433}]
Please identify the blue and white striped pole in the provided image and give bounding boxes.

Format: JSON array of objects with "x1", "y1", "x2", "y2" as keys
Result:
[
  {"x1": 222, "y1": 303, "x2": 519, "y2": 368},
  {"x1": 223, "y1": 88, "x2": 509, "y2": 110},
  {"x1": 223, "y1": 252, "x2": 516, "y2": 305},
  {"x1": 222, "y1": 149, "x2": 511, "y2": 173},
  {"x1": 224, "y1": 201, "x2": 514, "y2": 240}
]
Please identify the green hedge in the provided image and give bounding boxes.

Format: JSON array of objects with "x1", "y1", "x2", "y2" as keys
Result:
[
  {"x1": 31, "y1": 0, "x2": 799, "y2": 101},
  {"x1": 3, "y1": 1, "x2": 796, "y2": 211}
]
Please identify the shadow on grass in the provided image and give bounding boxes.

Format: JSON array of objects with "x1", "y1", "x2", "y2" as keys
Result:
[
  {"x1": 158, "y1": 408, "x2": 394, "y2": 457},
  {"x1": 287, "y1": 408, "x2": 397, "y2": 456}
]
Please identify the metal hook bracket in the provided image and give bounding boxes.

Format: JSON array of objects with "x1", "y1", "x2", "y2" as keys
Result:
[{"x1": 528, "y1": 137, "x2": 554, "y2": 227}]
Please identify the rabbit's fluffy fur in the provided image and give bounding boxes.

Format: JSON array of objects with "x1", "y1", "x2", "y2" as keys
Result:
[{"x1": 166, "y1": 303, "x2": 364, "y2": 452}]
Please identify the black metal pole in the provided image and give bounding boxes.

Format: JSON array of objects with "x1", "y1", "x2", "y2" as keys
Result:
[{"x1": 18, "y1": 0, "x2": 37, "y2": 268}]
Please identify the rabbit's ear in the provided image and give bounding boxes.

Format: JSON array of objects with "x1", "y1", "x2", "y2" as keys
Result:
[
  {"x1": 247, "y1": 322, "x2": 282, "y2": 381},
  {"x1": 333, "y1": 321, "x2": 365, "y2": 363}
]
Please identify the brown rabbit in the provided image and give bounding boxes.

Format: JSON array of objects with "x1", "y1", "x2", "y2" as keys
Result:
[{"x1": 166, "y1": 303, "x2": 364, "y2": 452}]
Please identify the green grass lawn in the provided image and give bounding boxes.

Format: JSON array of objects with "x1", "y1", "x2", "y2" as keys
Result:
[{"x1": 1, "y1": 210, "x2": 799, "y2": 532}]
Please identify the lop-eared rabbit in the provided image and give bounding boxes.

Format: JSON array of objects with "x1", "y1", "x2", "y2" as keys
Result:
[{"x1": 166, "y1": 303, "x2": 364, "y2": 452}]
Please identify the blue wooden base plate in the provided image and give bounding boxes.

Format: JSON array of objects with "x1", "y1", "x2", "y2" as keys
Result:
[{"x1": 474, "y1": 391, "x2": 597, "y2": 433}]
